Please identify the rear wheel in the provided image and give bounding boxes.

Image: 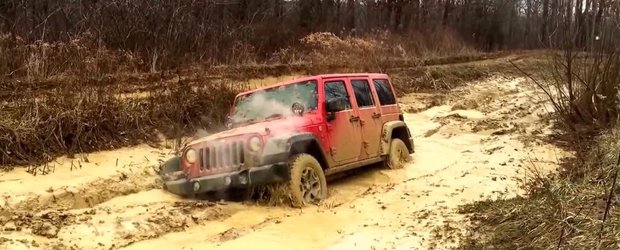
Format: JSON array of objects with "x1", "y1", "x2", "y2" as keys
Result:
[
  {"x1": 386, "y1": 138, "x2": 411, "y2": 169},
  {"x1": 287, "y1": 154, "x2": 327, "y2": 207}
]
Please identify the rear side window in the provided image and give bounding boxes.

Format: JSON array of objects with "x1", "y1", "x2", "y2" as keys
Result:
[
  {"x1": 373, "y1": 79, "x2": 396, "y2": 105},
  {"x1": 324, "y1": 80, "x2": 352, "y2": 110},
  {"x1": 351, "y1": 79, "x2": 374, "y2": 107}
]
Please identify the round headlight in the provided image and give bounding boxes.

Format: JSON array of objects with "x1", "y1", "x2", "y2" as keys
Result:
[
  {"x1": 184, "y1": 148, "x2": 197, "y2": 164},
  {"x1": 248, "y1": 136, "x2": 263, "y2": 152}
]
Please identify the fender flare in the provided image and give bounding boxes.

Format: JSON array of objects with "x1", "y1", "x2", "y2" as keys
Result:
[
  {"x1": 288, "y1": 133, "x2": 330, "y2": 168},
  {"x1": 160, "y1": 156, "x2": 181, "y2": 174},
  {"x1": 288, "y1": 133, "x2": 321, "y2": 148},
  {"x1": 262, "y1": 132, "x2": 330, "y2": 169},
  {"x1": 381, "y1": 121, "x2": 410, "y2": 155}
]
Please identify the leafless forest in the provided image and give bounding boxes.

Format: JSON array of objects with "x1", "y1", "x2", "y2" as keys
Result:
[
  {"x1": 1, "y1": 1, "x2": 620, "y2": 249},
  {"x1": 1, "y1": 0, "x2": 619, "y2": 73}
]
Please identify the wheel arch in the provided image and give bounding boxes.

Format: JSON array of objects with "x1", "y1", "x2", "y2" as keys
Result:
[
  {"x1": 288, "y1": 133, "x2": 330, "y2": 170},
  {"x1": 381, "y1": 121, "x2": 414, "y2": 155}
]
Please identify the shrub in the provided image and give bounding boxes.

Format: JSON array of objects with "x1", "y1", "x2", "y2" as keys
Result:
[
  {"x1": 270, "y1": 30, "x2": 477, "y2": 72},
  {"x1": 0, "y1": 34, "x2": 140, "y2": 80},
  {"x1": 525, "y1": 51, "x2": 620, "y2": 133},
  {"x1": 0, "y1": 79, "x2": 239, "y2": 166},
  {"x1": 460, "y1": 126, "x2": 620, "y2": 249}
]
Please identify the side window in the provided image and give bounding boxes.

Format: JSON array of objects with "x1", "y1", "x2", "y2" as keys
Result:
[
  {"x1": 373, "y1": 79, "x2": 396, "y2": 105},
  {"x1": 351, "y1": 79, "x2": 374, "y2": 108},
  {"x1": 324, "y1": 80, "x2": 352, "y2": 110}
]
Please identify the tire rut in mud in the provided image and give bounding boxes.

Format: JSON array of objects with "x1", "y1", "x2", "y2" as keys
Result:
[
  {"x1": 211, "y1": 217, "x2": 281, "y2": 243},
  {"x1": 0, "y1": 151, "x2": 229, "y2": 249},
  {"x1": 1, "y1": 152, "x2": 404, "y2": 249},
  {"x1": 1, "y1": 200, "x2": 233, "y2": 249},
  {"x1": 0, "y1": 164, "x2": 162, "y2": 217}
]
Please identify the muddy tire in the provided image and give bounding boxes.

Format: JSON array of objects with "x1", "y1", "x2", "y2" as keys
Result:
[
  {"x1": 386, "y1": 138, "x2": 411, "y2": 169},
  {"x1": 287, "y1": 154, "x2": 327, "y2": 208}
]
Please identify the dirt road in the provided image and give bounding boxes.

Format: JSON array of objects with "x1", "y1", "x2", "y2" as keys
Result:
[{"x1": 0, "y1": 76, "x2": 568, "y2": 249}]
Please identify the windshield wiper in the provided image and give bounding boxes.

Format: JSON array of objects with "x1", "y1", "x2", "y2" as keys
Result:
[
  {"x1": 233, "y1": 118, "x2": 256, "y2": 125},
  {"x1": 264, "y1": 114, "x2": 284, "y2": 120},
  {"x1": 233, "y1": 114, "x2": 283, "y2": 125}
]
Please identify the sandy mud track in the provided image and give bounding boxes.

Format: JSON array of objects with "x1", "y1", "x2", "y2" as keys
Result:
[{"x1": 0, "y1": 76, "x2": 568, "y2": 249}]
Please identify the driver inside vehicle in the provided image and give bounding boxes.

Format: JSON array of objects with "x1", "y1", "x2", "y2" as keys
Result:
[{"x1": 231, "y1": 80, "x2": 318, "y2": 124}]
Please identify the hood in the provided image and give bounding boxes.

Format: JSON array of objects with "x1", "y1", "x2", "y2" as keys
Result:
[{"x1": 187, "y1": 115, "x2": 317, "y2": 147}]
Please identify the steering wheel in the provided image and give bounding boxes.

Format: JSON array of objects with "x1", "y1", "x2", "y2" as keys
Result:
[{"x1": 291, "y1": 102, "x2": 305, "y2": 116}]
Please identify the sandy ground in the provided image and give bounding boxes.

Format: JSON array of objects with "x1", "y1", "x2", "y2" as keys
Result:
[{"x1": 0, "y1": 76, "x2": 569, "y2": 249}]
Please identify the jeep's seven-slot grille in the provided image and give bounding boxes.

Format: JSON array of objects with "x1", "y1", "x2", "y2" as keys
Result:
[{"x1": 198, "y1": 141, "x2": 245, "y2": 171}]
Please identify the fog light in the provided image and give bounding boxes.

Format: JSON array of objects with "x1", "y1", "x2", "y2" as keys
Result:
[
  {"x1": 224, "y1": 176, "x2": 232, "y2": 186},
  {"x1": 193, "y1": 182, "x2": 200, "y2": 192}
]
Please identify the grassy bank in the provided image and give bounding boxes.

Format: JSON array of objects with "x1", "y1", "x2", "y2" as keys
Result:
[
  {"x1": 1, "y1": 30, "x2": 544, "y2": 169},
  {"x1": 460, "y1": 126, "x2": 620, "y2": 249},
  {"x1": 0, "y1": 81, "x2": 238, "y2": 166},
  {"x1": 459, "y1": 49, "x2": 620, "y2": 249}
]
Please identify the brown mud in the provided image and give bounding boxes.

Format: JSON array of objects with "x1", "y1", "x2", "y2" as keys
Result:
[{"x1": 0, "y1": 74, "x2": 568, "y2": 249}]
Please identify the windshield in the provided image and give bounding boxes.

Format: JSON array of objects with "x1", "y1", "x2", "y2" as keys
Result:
[{"x1": 231, "y1": 80, "x2": 318, "y2": 123}]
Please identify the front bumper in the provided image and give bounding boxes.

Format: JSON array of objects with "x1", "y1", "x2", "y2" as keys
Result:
[{"x1": 163, "y1": 163, "x2": 290, "y2": 196}]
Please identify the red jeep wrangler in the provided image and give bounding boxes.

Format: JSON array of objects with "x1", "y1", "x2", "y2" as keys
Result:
[{"x1": 161, "y1": 74, "x2": 414, "y2": 206}]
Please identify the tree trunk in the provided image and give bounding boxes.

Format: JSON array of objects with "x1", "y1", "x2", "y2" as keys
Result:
[
  {"x1": 347, "y1": 0, "x2": 356, "y2": 32},
  {"x1": 541, "y1": 0, "x2": 550, "y2": 45},
  {"x1": 393, "y1": 0, "x2": 402, "y2": 32},
  {"x1": 442, "y1": 0, "x2": 452, "y2": 26}
]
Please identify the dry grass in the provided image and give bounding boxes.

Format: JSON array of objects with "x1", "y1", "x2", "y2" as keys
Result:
[
  {"x1": 0, "y1": 34, "x2": 140, "y2": 81},
  {"x1": 1, "y1": 31, "x2": 477, "y2": 83},
  {"x1": 0, "y1": 49, "x2": 517, "y2": 168},
  {"x1": 512, "y1": 51, "x2": 620, "y2": 135},
  {"x1": 0, "y1": 30, "x2": 496, "y2": 168},
  {"x1": 0, "y1": 79, "x2": 239, "y2": 167},
  {"x1": 460, "y1": 127, "x2": 620, "y2": 249},
  {"x1": 271, "y1": 31, "x2": 478, "y2": 72},
  {"x1": 458, "y1": 49, "x2": 620, "y2": 249},
  {"x1": 389, "y1": 51, "x2": 549, "y2": 94}
]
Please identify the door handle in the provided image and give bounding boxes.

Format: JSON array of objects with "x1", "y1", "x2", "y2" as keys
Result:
[
  {"x1": 349, "y1": 116, "x2": 360, "y2": 122},
  {"x1": 372, "y1": 112, "x2": 381, "y2": 119}
]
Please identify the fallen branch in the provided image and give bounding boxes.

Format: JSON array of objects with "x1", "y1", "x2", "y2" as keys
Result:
[{"x1": 599, "y1": 149, "x2": 620, "y2": 242}]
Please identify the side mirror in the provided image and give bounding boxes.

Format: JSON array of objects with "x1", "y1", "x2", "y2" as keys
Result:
[
  {"x1": 325, "y1": 97, "x2": 347, "y2": 122},
  {"x1": 326, "y1": 97, "x2": 347, "y2": 113},
  {"x1": 327, "y1": 112, "x2": 336, "y2": 121}
]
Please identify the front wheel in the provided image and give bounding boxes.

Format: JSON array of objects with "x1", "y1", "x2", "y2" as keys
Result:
[
  {"x1": 287, "y1": 154, "x2": 327, "y2": 207},
  {"x1": 385, "y1": 138, "x2": 411, "y2": 169}
]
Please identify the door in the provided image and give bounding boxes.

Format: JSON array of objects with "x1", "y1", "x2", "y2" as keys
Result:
[
  {"x1": 323, "y1": 79, "x2": 362, "y2": 164},
  {"x1": 372, "y1": 78, "x2": 399, "y2": 122},
  {"x1": 350, "y1": 78, "x2": 382, "y2": 158}
]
